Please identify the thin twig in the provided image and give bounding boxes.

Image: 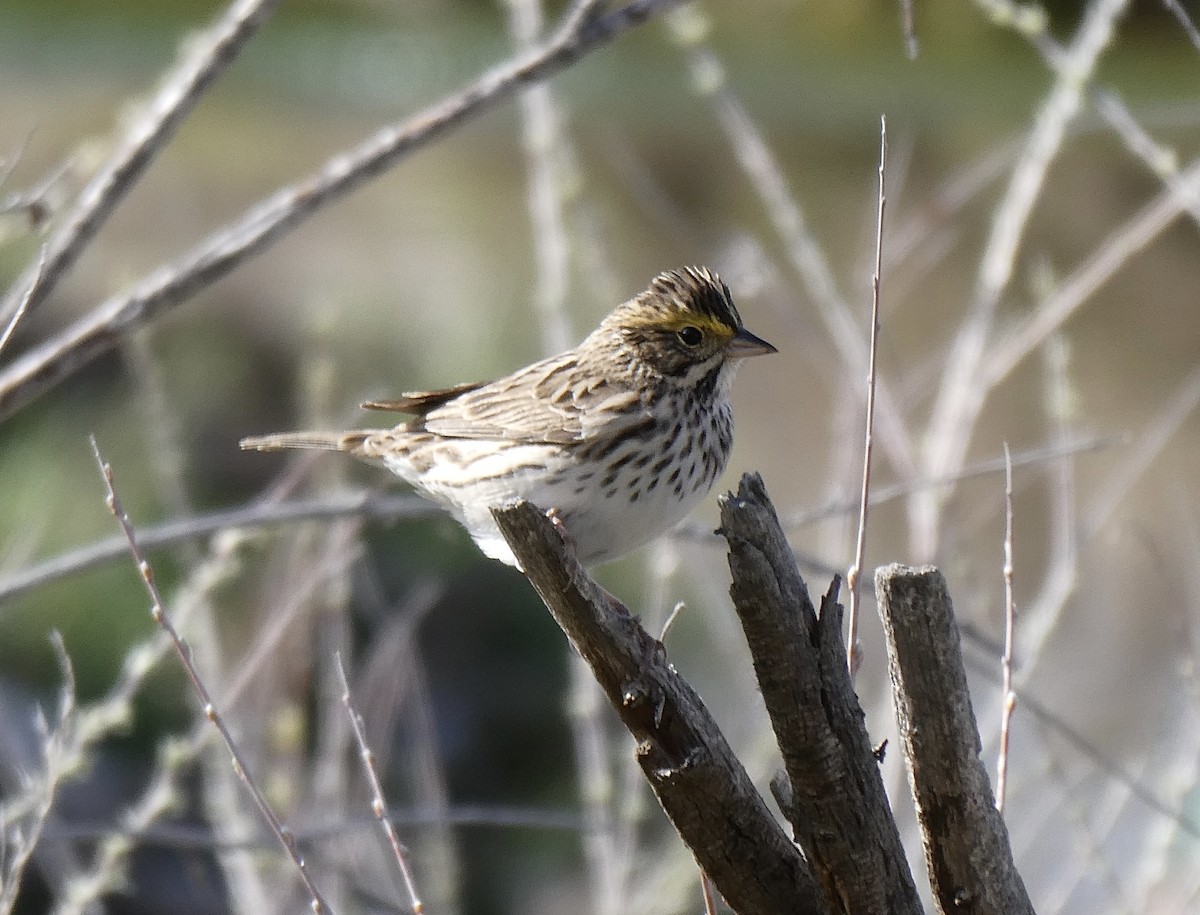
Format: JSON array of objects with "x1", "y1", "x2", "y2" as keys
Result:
[
  {"x1": 334, "y1": 653, "x2": 423, "y2": 914},
  {"x1": 0, "y1": 0, "x2": 283, "y2": 329},
  {"x1": 4, "y1": 434, "x2": 1117, "y2": 610},
  {"x1": 917, "y1": 0, "x2": 1130, "y2": 554},
  {"x1": 0, "y1": 632, "x2": 75, "y2": 915},
  {"x1": 664, "y1": 5, "x2": 917, "y2": 480},
  {"x1": 1015, "y1": 333, "x2": 1079, "y2": 680},
  {"x1": 88, "y1": 436, "x2": 333, "y2": 914},
  {"x1": 659, "y1": 601, "x2": 686, "y2": 643},
  {"x1": 983, "y1": 160, "x2": 1200, "y2": 390},
  {"x1": 1082, "y1": 364, "x2": 1200, "y2": 541},
  {"x1": 979, "y1": 5, "x2": 1199, "y2": 231},
  {"x1": 52, "y1": 739, "x2": 186, "y2": 915},
  {"x1": 44, "y1": 525, "x2": 361, "y2": 915},
  {"x1": 0, "y1": 152, "x2": 74, "y2": 233},
  {"x1": 1130, "y1": 696, "x2": 1200, "y2": 909},
  {"x1": 0, "y1": 0, "x2": 684, "y2": 423},
  {"x1": 129, "y1": 324, "x2": 282, "y2": 905},
  {"x1": 996, "y1": 442, "x2": 1017, "y2": 815},
  {"x1": 509, "y1": 0, "x2": 576, "y2": 356},
  {"x1": 0, "y1": 247, "x2": 43, "y2": 358},
  {"x1": 779, "y1": 433, "x2": 1117, "y2": 529},
  {"x1": 343, "y1": 586, "x2": 460, "y2": 908},
  {"x1": 1, "y1": 530, "x2": 257, "y2": 826},
  {"x1": 699, "y1": 870, "x2": 718, "y2": 915},
  {"x1": 0, "y1": 490, "x2": 432, "y2": 605},
  {"x1": 40, "y1": 804, "x2": 587, "y2": 849},
  {"x1": 0, "y1": 136, "x2": 32, "y2": 200},
  {"x1": 1160, "y1": 0, "x2": 1200, "y2": 51},
  {"x1": 167, "y1": 461, "x2": 271, "y2": 908},
  {"x1": 2, "y1": 529, "x2": 248, "y2": 828},
  {"x1": 567, "y1": 655, "x2": 625, "y2": 914},
  {"x1": 957, "y1": 652, "x2": 1200, "y2": 841},
  {"x1": 846, "y1": 115, "x2": 887, "y2": 676},
  {"x1": 125, "y1": 333, "x2": 198, "y2": 535},
  {"x1": 0, "y1": 129, "x2": 33, "y2": 175},
  {"x1": 1093, "y1": 91, "x2": 1196, "y2": 210},
  {"x1": 506, "y1": 4, "x2": 638, "y2": 904},
  {"x1": 897, "y1": 0, "x2": 919, "y2": 57}
]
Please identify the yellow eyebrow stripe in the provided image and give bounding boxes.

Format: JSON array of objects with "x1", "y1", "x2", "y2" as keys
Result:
[{"x1": 623, "y1": 312, "x2": 734, "y2": 338}]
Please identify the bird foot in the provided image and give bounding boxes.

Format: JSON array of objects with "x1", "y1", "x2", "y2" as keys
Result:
[{"x1": 544, "y1": 506, "x2": 578, "y2": 553}]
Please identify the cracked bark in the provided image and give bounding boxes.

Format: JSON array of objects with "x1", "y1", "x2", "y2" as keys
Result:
[
  {"x1": 718, "y1": 473, "x2": 922, "y2": 915},
  {"x1": 494, "y1": 478, "x2": 1036, "y2": 915},
  {"x1": 876, "y1": 564, "x2": 1035, "y2": 915},
  {"x1": 493, "y1": 500, "x2": 824, "y2": 915}
]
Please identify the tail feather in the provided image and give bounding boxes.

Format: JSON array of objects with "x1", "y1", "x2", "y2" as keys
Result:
[{"x1": 240, "y1": 431, "x2": 372, "y2": 453}]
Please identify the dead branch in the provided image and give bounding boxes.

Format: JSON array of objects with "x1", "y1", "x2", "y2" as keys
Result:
[
  {"x1": 875, "y1": 563, "x2": 1034, "y2": 915},
  {"x1": 0, "y1": 0, "x2": 684, "y2": 423},
  {"x1": 492, "y1": 500, "x2": 824, "y2": 915},
  {"x1": 0, "y1": 0, "x2": 282, "y2": 330},
  {"x1": 718, "y1": 473, "x2": 921, "y2": 914},
  {"x1": 0, "y1": 491, "x2": 433, "y2": 606}
]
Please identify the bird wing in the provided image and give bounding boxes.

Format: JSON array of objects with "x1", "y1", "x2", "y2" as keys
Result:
[
  {"x1": 402, "y1": 353, "x2": 652, "y2": 445},
  {"x1": 361, "y1": 381, "x2": 488, "y2": 414}
]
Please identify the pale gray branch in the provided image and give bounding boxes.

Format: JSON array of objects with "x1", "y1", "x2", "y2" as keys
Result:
[
  {"x1": 1160, "y1": 0, "x2": 1200, "y2": 51},
  {"x1": 0, "y1": 491, "x2": 433, "y2": 606},
  {"x1": 0, "y1": 0, "x2": 684, "y2": 423},
  {"x1": 0, "y1": 0, "x2": 282, "y2": 329}
]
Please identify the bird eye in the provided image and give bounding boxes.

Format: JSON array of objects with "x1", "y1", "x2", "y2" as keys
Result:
[{"x1": 676, "y1": 325, "x2": 703, "y2": 347}]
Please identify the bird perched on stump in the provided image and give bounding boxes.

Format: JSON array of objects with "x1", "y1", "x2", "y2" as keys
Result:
[{"x1": 241, "y1": 266, "x2": 776, "y2": 567}]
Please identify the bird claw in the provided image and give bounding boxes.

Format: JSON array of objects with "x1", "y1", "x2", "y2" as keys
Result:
[{"x1": 544, "y1": 506, "x2": 579, "y2": 553}]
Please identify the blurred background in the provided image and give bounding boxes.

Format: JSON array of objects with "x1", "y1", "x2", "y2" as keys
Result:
[{"x1": 1, "y1": 1, "x2": 1199, "y2": 912}]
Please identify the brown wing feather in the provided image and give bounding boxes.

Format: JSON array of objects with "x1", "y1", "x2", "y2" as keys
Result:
[
  {"x1": 361, "y1": 380, "x2": 488, "y2": 415},
  {"x1": 413, "y1": 352, "x2": 650, "y2": 445}
]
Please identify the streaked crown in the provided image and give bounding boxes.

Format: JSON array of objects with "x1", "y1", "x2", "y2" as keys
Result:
[
  {"x1": 637, "y1": 266, "x2": 742, "y2": 327},
  {"x1": 590, "y1": 267, "x2": 759, "y2": 382}
]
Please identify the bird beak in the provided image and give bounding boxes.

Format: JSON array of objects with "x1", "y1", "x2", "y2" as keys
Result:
[{"x1": 727, "y1": 327, "x2": 777, "y2": 359}]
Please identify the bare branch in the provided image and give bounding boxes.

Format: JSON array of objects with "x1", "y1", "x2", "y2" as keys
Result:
[
  {"x1": 996, "y1": 443, "x2": 1017, "y2": 814},
  {"x1": 0, "y1": 150, "x2": 74, "y2": 231},
  {"x1": 1083, "y1": 363, "x2": 1200, "y2": 540},
  {"x1": 1018, "y1": 333, "x2": 1079, "y2": 664},
  {"x1": 719, "y1": 473, "x2": 921, "y2": 914},
  {"x1": 846, "y1": 115, "x2": 887, "y2": 676},
  {"x1": 89, "y1": 437, "x2": 333, "y2": 914},
  {"x1": 43, "y1": 523, "x2": 361, "y2": 915},
  {"x1": 335, "y1": 653, "x2": 423, "y2": 915},
  {"x1": 0, "y1": 0, "x2": 283, "y2": 329},
  {"x1": 0, "y1": 632, "x2": 75, "y2": 915},
  {"x1": 0, "y1": 490, "x2": 433, "y2": 606},
  {"x1": 0, "y1": 0, "x2": 685, "y2": 423},
  {"x1": 1160, "y1": 0, "x2": 1200, "y2": 51},
  {"x1": 778, "y1": 433, "x2": 1117, "y2": 530},
  {"x1": 509, "y1": 0, "x2": 576, "y2": 356},
  {"x1": 958, "y1": 648, "x2": 1200, "y2": 841},
  {"x1": 0, "y1": 247, "x2": 43, "y2": 359},
  {"x1": 665, "y1": 5, "x2": 917, "y2": 481},
  {"x1": 875, "y1": 563, "x2": 1034, "y2": 915},
  {"x1": 491, "y1": 500, "x2": 824, "y2": 915},
  {"x1": 918, "y1": 0, "x2": 1130, "y2": 552},
  {"x1": 898, "y1": 0, "x2": 919, "y2": 57},
  {"x1": 983, "y1": 159, "x2": 1200, "y2": 390},
  {"x1": 3, "y1": 434, "x2": 1117, "y2": 609}
]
